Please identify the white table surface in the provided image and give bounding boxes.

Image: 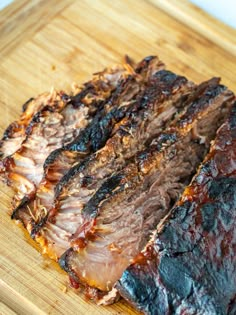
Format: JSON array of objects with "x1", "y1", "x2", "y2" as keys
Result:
[{"x1": 0, "y1": 0, "x2": 235, "y2": 29}]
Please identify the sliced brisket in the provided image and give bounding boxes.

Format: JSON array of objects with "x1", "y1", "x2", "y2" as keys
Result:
[
  {"x1": 12, "y1": 57, "x2": 165, "y2": 241},
  {"x1": 4, "y1": 64, "x2": 129, "y2": 213},
  {"x1": 58, "y1": 81, "x2": 234, "y2": 296},
  {"x1": 42, "y1": 56, "x2": 163, "y2": 182},
  {"x1": 116, "y1": 101, "x2": 236, "y2": 315},
  {"x1": 0, "y1": 91, "x2": 63, "y2": 159},
  {"x1": 1, "y1": 55, "x2": 235, "y2": 313},
  {"x1": 31, "y1": 69, "x2": 195, "y2": 260}
]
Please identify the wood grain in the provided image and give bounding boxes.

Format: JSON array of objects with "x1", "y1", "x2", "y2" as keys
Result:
[
  {"x1": 0, "y1": 0, "x2": 235, "y2": 314},
  {"x1": 0, "y1": 302, "x2": 17, "y2": 315},
  {"x1": 151, "y1": 0, "x2": 236, "y2": 56},
  {"x1": 0, "y1": 0, "x2": 74, "y2": 60}
]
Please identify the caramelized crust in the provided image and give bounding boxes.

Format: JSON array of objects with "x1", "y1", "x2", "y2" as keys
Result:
[
  {"x1": 31, "y1": 70, "x2": 195, "y2": 260},
  {"x1": 58, "y1": 81, "x2": 234, "y2": 295},
  {"x1": 0, "y1": 92, "x2": 64, "y2": 159},
  {"x1": 12, "y1": 57, "x2": 165, "y2": 240},
  {"x1": 5, "y1": 64, "x2": 131, "y2": 215},
  {"x1": 116, "y1": 101, "x2": 236, "y2": 314},
  {"x1": 1, "y1": 56, "x2": 235, "y2": 311}
]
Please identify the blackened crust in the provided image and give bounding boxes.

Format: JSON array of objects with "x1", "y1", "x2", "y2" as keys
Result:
[
  {"x1": 59, "y1": 248, "x2": 81, "y2": 283},
  {"x1": 54, "y1": 69, "x2": 190, "y2": 198},
  {"x1": 43, "y1": 56, "x2": 164, "y2": 171},
  {"x1": 77, "y1": 79, "x2": 234, "y2": 222},
  {"x1": 43, "y1": 77, "x2": 131, "y2": 170},
  {"x1": 82, "y1": 173, "x2": 125, "y2": 219},
  {"x1": 22, "y1": 97, "x2": 35, "y2": 112},
  {"x1": 175, "y1": 79, "x2": 227, "y2": 129},
  {"x1": 11, "y1": 195, "x2": 30, "y2": 221},
  {"x1": 116, "y1": 101, "x2": 236, "y2": 315},
  {"x1": 60, "y1": 81, "x2": 234, "y2": 297},
  {"x1": 55, "y1": 76, "x2": 230, "y2": 202},
  {"x1": 25, "y1": 105, "x2": 58, "y2": 136},
  {"x1": 135, "y1": 56, "x2": 157, "y2": 73},
  {"x1": 0, "y1": 123, "x2": 16, "y2": 142}
]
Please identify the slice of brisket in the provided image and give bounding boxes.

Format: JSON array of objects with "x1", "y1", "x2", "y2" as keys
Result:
[
  {"x1": 116, "y1": 100, "x2": 236, "y2": 315},
  {"x1": 1, "y1": 55, "x2": 235, "y2": 313},
  {"x1": 4, "y1": 64, "x2": 129, "y2": 213},
  {"x1": 12, "y1": 57, "x2": 165, "y2": 241},
  {"x1": 31, "y1": 69, "x2": 195, "y2": 260},
  {"x1": 0, "y1": 91, "x2": 63, "y2": 159},
  {"x1": 58, "y1": 81, "x2": 234, "y2": 298},
  {"x1": 42, "y1": 56, "x2": 163, "y2": 184}
]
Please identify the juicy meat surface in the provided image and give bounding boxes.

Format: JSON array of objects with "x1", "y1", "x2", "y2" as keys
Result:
[
  {"x1": 116, "y1": 102, "x2": 236, "y2": 315},
  {"x1": 1, "y1": 55, "x2": 235, "y2": 312},
  {"x1": 13, "y1": 56, "x2": 165, "y2": 245},
  {"x1": 42, "y1": 56, "x2": 164, "y2": 180},
  {"x1": 32, "y1": 69, "x2": 195, "y2": 260},
  {"x1": 8, "y1": 63, "x2": 131, "y2": 217},
  {"x1": 0, "y1": 91, "x2": 62, "y2": 159},
  {"x1": 58, "y1": 81, "x2": 234, "y2": 293}
]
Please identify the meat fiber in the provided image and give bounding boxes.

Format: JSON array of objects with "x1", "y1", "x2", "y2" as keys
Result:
[
  {"x1": 1, "y1": 55, "x2": 235, "y2": 312},
  {"x1": 58, "y1": 82, "x2": 234, "y2": 296},
  {"x1": 42, "y1": 56, "x2": 163, "y2": 185},
  {"x1": 12, "y1": 56, "x2": 165, "y2": 241},
  {"x1": 116, "y1": 101, "x2": 236, "y2": 315},
  {"x1": 0, "y1": 91, "x2": 63, "y2": 159},
  {"x1": 3, "y1": 64, "x2": 129, "y2": 213},
  {"x1": 30, "y1": 70, "x2": 195, "y2": 260}
]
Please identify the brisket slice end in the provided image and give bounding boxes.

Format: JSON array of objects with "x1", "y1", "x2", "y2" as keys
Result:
[
  {"x1": 58, "y1": 82, "x2": 234, "y2": 297},
  {"x1": 116, "y1": 101, "x2": 236, "y2": 315}
]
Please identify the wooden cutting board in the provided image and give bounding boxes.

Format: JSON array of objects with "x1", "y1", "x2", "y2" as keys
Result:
[{"x1": 0, "y1": 1, "x2": 235, "y2": 314}]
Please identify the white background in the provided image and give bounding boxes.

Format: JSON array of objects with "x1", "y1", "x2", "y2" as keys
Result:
[
  {"x1": 0, "y1": 0, "x2": 235, "y2": 29},
  {"x1": 190, "y1": 0, "x2": 236, "y2": 29},
  {"x1": 0, "y1": 0, "x2": 12, "y2": 11}
]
